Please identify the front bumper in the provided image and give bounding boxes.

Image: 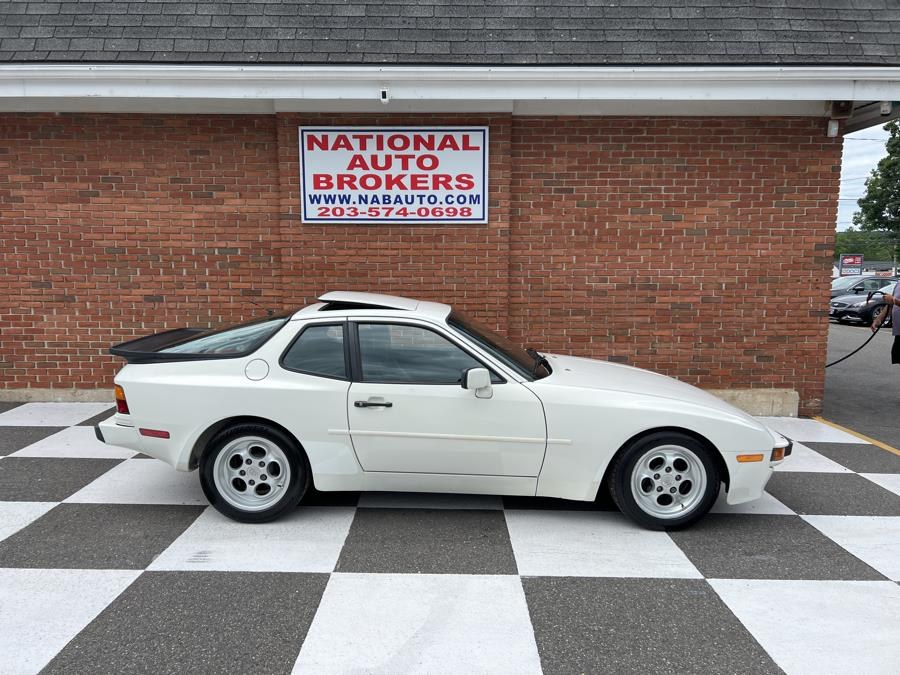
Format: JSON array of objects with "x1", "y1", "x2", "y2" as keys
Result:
[
  {"x1": 829, "y1": 306, "x2": 867, "y2": 322},
  {"x1": 724, "y1": 437, "x2": 792, "y2": 505}
]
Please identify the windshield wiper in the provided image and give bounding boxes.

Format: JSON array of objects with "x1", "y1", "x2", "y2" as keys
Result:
[{"x1": 526, "y1": 348, "x2": 550, "y2": 377}]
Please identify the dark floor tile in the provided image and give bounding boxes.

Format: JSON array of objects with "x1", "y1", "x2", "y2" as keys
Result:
[
  {"x1": 42, "y1": 571, "x2": 328, "y2": 674},
  {"x1": 0, "y1": 426, "x2": 67, "y2": 456},
  {"x1": 804, "y1": 442, "x2": 900, "y2": 474},
  {"x1": 668, "y1": 514, "x2": 885, "y2": 580},
  {"x1": 0, "y1": 402, "x2": 25, "y2": 414},
  {"x1": 502, "y1": 493, "x2": 616, "y2": 511},
  {"x1": 76, "y1": 407, "x2": 116, "y2": 427},
  {"x1": 303, "y1": 488, "x2": 360, "y2": 507},
  {"x1": 766, "y1": 472, "x2": 900, "y2": 516},
  {"x1": 335, "y1": 508, "x2": 517, "y2": 574},
  {"x1": 0, "y1": 504, "x2": 205, "y2": 569},
  {"x1": 0, "y1": 457, "x2": 120, "y2": 501},
  {"x1": 523, "y1": 577, "x2": 781, "y2": 675}
]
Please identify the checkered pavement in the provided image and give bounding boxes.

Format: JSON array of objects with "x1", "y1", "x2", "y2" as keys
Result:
[{"x1": 1, "y1": 401, "x2": 899, "y2": 674}]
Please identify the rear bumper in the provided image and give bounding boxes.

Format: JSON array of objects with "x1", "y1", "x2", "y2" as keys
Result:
[
  {"x1": 98, "y1": 416, "x2": 190, "y2": 469},
  {"x1": 97, "y1": 417, "x2": 143, "y2": 453}
]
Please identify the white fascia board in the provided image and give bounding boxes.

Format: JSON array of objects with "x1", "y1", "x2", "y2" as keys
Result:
[{"x1": 0, "y1": 65, "x2": 898, "y2": 108}]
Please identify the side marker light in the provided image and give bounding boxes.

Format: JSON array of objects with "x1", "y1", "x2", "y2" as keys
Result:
[{"x1": 139, "y1": 428, "x2": 170, "y2": 439}]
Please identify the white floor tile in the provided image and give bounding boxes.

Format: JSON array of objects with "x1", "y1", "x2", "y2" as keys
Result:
[
  {"x1": 0, "y1": 568, "x2": 141, "y2": 675},
  {"x1": 0, "y1": 402, "x2": 113, "y2": 427},
  {"x1": 710, "y1": 579, "x2": 900, "y2": 675},
  {"x1": 0, "y1": 502, "x2": 56, "y2": 543},
  {"x1": 357, "y1": 491, "x2": 503, "y2": 510},
  {"x1": 504, "y1": 510, "x2": 702, "y2": 578},
  {"x1": 756, "y1": 416, "x2": 866, "y2": 444},
  {"x1": 711, "y1": 490, "x2": 795, "y2": 515},
  {"x1": 861, "y1": 472, "x2": 900, "y2": 497},
  {"x1": 803, "y1": 516, "x2": 900, "y2": 581},
  {"x1": 64, "y1": 459, "x2": 206, "y2": 505},
  {"x1": 149, "y1": 506, "x2": 355, "y2": 573},
  {"x1": 11, "y1": 426, "x2": 136, "y2": 459},
  {"x1": 773, "y1": 441, "x2": 853, "y2": 473},
  {"x1": 293, "y1": 573, "x2": 542, "y2": 675}
]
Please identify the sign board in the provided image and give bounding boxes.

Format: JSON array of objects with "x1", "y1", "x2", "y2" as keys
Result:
[
  {"x1": 299, "y1": 127, "x2": 488, "y2": 224},
  {"x1": 839, "y1": 253, "x2": 863, "y2": 276}
]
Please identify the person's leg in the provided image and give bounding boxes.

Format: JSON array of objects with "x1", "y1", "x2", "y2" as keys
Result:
[{"x1": 893, "y1": 335, "x2": 900, "y2": 365}]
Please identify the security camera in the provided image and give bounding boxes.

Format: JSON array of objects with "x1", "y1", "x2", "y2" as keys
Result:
[{"x1": 380, "y1": 88, "x2": 389, "y2": 104}]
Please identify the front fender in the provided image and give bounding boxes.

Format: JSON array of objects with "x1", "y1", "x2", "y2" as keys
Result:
[{"x1": 529, "y1": 384, "x2": 775, "y2": 502}]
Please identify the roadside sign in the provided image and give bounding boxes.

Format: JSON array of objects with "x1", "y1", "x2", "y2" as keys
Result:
[{"x1": 839, "y1": 254, "x2": 863, "y2": 276}]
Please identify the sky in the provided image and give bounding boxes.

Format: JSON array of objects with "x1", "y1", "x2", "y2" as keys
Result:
[{"x1": 836, "y1": 122, "x2": 891, "y2": 231}]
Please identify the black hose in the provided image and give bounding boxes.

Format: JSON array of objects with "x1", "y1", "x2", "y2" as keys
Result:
[{"x1": 825, "y1": 291, "x2": 889, "y2": 368}]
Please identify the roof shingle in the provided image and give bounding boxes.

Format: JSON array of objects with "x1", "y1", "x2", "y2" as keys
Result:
[{"x1": 0, "y1": 0, "x2": 897, "y2": 66}]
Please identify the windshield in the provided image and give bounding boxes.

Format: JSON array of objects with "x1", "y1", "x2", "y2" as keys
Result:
[
  {"x1": 160, "y1": 314, "x2": 289, "y2": 355},
  {"x1": 447, "y1": 311, "x2": 550, "y2": 380},
  {"x1": 831, "y1": 276, "x2": 865, "y2": 290}
]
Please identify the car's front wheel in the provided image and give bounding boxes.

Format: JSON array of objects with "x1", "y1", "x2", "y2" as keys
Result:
[
  {"x1": 608, "y1": 432, "x2": 720, "y2": 530},
  {"x1": 199, "y1": 424, "x2": 309, "y2": 523}
]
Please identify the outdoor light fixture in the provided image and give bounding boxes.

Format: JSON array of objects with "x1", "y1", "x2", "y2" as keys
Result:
[
  {"x1": 380, "y1": 88, "x2": 390, "y2": 104},
  {"x1": 826, "y1": 119, "x2": 840, "y2": 137}
]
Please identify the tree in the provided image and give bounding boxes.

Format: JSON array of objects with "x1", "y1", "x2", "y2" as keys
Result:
[
  {"x1": 854, "y1": 120, "x2": 900, "y2": 232},
  {"x1": 852, "y1": 119, "x2": 900, "y2": 264},
  {"x1": 834, "y1": 228, "x2": 896, "y2": 261}
]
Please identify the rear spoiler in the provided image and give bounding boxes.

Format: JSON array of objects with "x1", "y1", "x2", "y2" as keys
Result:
[{"x1": 109, "y1": 328, "x2": 210, "y2": 364}]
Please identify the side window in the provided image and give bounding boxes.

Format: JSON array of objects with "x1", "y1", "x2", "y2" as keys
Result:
[
  {"x1": 357, "y1": 323, "x2": 498, "y2": 384},
  {"x1": 281, "y1": 324, "x2": 347, "y2": 379}
]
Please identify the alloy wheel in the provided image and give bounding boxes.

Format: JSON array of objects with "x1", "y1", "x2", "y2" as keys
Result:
[
  {"x1": 212, "y1": 435, "x2": 292, "y2": 512},
  {"x1": 629, "y1": 444, "x2": 708, "y2": 519}
]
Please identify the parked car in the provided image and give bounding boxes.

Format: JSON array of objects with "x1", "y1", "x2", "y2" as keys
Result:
[
  {"x1": 830, "y1": 274, "x2": 897, "y2": 299},
  {"x1": 829, "y1": 280, "x2": 897, "y2": 326},
  {"x1": 97, "y1": 291, "x2": 791, "y2": 530}
]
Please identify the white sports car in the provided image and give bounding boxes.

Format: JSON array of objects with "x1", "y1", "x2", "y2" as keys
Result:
[{"x1": 98, "y1": 291, "x2": 791, "y2": 529}]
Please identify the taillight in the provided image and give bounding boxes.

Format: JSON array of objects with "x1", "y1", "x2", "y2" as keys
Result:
[{"x1": 114, "y1": 385, "x2": 130, "y2": 414}]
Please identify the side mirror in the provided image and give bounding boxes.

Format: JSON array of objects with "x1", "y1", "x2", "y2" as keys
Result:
[
  {"x1": 852, "y1": 285, "x2": 864, "y2": 293},
  {"x1": 461, "y1": 367, "x2": 493, "y2": 399}
]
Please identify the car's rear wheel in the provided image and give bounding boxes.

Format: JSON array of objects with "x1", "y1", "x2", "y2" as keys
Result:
[
  {"x1": 608, "y1": 432, "x2": 720, "y2": 530},
  {"x1": 199, "y1": 424, "x2": 309, "y2": 523}
]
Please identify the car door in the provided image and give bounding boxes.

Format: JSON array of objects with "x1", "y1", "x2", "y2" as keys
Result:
[{"x1": 347, "y1": 320, "x2": 547, "y2": 476}]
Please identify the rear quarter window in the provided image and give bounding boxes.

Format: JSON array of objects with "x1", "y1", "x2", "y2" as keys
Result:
[
  {"x1": 160, "y1": 315, "x2": 289, "y2": 356},
  {"x1": 280, "y1": 324, "x2": 348, "y2": 379}
]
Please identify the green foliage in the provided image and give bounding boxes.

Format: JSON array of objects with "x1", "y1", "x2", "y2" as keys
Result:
[
  {"x1": 834, "y1": 228, "x2": 897, "y2": 261},
  {"x1": 854, "y1": 120, "x2": 900, "y2": 235}
]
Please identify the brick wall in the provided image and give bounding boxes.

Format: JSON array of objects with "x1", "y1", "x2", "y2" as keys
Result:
[{"x1": 0, "y1": 113, "x2": 840, "y2": 414}]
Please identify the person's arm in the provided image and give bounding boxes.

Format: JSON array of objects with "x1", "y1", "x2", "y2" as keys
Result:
[{"x1": 871, "y1": 304, "x2": 888, "y2": 332}]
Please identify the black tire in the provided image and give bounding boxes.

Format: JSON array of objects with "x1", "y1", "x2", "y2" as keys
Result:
[
  {"x1": 607, "y1": 431, "x2": 721, "y2": 530},
  {"x1": 199, "y1": 423, "x2": 310, "y2": 523}
]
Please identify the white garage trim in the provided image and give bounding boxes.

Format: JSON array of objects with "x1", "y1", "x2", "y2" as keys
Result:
[{"x1": 0, "y1": 64, "x2": 898, "y2": 115}]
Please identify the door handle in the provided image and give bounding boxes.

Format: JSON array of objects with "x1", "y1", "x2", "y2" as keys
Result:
[{"x1": 354, "y1": 400, "x2": 393, "y2": 408}]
